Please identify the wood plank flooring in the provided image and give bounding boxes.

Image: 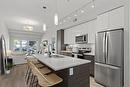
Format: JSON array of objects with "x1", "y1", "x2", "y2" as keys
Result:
[
  {"x1": 0, "y1": 64, "x2": 103, "y2": 87},
  {"x1": 0, "y1": 65, "x2": 27, "y2": 87}
]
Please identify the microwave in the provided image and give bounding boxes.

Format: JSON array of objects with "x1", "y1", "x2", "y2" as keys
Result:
[{"x1": 75, "y1": 34, "x2": 88, "y2": 44}]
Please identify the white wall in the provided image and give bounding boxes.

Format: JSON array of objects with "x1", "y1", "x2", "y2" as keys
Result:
[
  {"x1": 0, "y1": 21, "x2": 9, "y2": 50},
  {"x1": 128, "y1": 1, "x2": 130, "y2": 87}
]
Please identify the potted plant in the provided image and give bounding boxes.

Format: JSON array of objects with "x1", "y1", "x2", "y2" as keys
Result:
[{"x1": 5, "y1": 63, "x2": 13, "y2": 74}]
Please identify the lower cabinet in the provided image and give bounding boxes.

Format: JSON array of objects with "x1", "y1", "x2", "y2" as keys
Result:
[{"x1": 83, "y1": 55, "x2": 95, "y2": 77}]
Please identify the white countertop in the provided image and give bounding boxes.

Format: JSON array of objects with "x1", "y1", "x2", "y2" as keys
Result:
[
  {"x1": 33, "y1": 54, "x2": 91, "y2": 71},
  {"x1": 83, "y1": 53, "x2": 95, "y2": 56}
]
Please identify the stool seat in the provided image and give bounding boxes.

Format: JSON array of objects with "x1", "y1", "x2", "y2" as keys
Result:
[
  {"x1": 39, "y1": 68, "x2": 51, "y2": 75},
  {"x1": 35, "y1": 63, "x2": 44, "y2": 68},
  {"x1": 44, "y1": 73, "x2": 63, "y2": 86}
]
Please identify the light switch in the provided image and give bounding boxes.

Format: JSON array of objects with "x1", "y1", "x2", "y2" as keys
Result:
[{"x1": 69, "y1": 68, "x2": 73, "y2": 76}]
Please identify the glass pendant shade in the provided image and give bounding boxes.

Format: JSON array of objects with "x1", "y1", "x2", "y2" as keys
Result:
[
  {"x1": 54, "y1": 13, "x2": 58, "y2": 25},
  {"x1": 43, "y1": 24, "x2": 46, "y2": 31}
]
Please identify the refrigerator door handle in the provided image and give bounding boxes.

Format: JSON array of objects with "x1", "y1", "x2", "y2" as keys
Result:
[
  {"x1": 103, "y1": 32, "x2": 107, "y2": 63},
  {"x1": 106, "y1": 32, "x2": 109, "y2": 63},
  {"x1": 103, "y1": 32, "x2": 106, "y2": 63}
]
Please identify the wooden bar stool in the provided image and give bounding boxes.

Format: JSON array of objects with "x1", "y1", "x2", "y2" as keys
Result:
[
  {"x1": 29, "y1": 61, "x2": 52, "y2": 87},
  {"x1": 31, "y1": 64, "x2": 63, "y2": 87},
  {"x1": 25, "y1": 59, "x2": 41, "y2": 85}
]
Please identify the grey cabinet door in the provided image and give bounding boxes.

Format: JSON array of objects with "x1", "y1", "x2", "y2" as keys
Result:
[
  {"x1": 107, "y1": 30, "x2": 123, "y2": 67},
  {"x1": 95, "y1": 32, "x2": 106, "y2": 63}
]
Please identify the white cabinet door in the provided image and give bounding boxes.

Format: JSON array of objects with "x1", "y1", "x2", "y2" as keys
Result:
[
  {"x1": 109, "y1": 7, "x2": 124, "y2": 29},
  {"x1": 96, "y1": 12, "x2": 109, "y2": 32},
  {"x1": 64, "y1": 28, "x2": 76, "y2": 44},
  {"x1": 88, "y1": 20, "x2": 96, "y2": 43}
]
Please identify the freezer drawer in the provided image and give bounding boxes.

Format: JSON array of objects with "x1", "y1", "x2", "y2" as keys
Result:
[
  {"x1": 95, "y1": 63, "x2": 108, "y2": 86},
  {"x1": 95, "y1": 63, "x2": 123, "y2": 87}
]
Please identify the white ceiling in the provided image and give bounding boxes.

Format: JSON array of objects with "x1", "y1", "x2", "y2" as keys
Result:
[{"x1": 0, "y1": 0, "x2": 92, "y2": 33}]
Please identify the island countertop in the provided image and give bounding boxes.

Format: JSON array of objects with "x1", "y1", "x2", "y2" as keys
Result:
[{"x1": 33, "y1": 54, "x2": 91, "y2": 71}]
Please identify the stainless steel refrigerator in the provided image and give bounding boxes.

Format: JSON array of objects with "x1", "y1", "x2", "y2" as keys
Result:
[
  {"x1": 0, "y1": 35, "x2": 7, "y2": 75},
  {"x1": 95, "y1": 29, "x2": 124, "y2": 87}
]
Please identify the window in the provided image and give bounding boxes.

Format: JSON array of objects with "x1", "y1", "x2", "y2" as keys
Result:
[
  {"x1": 21, "y1": 40, "x2": 28, "y2": 52},
  {"x1": 14, "y1": 40, "x2": 21, "y2": 52},
  {"x1": 13, "y1": 40, "x2": 38, "y2": 54}
]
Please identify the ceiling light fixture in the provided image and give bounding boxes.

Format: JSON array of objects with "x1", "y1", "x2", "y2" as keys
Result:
[
  {"x1": 54, "y1": 13, "x2": 59, "y2": 25},
  {"x1": 43, "y1": 24, "x2": 47, "y2": 31},
  {"x1": 54, "y1": 0, "x2": 59, "y2": 25},
  {"x1": 23, "y1": 25, "x2": 33, "y2": 31},
  {"x1": 63, "y1": 20, "x2": 66, "y2": 22},
  {"x1": 91, "y1": 0, "x2": 95, "y2": 8},
  {"x1": 74, "y1": 14, "x2": 77, "y2": 16},
  {"x1": 81, "y1": 10, "x2": 85, "y2": 13}
]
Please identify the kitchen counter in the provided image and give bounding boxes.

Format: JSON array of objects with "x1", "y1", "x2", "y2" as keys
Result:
[
  {"x1": 60, "y1": 50, "x2": 72, "y2": 53},
  {"x1": 61, "y1": 50, "x2": 95, "y2": 56},
  {"x1": 83, "y1": 53, "x2": 95, "y2": 56},
  {"x1": 33, "y1": 54, "x2": 90, "y2": 71}
]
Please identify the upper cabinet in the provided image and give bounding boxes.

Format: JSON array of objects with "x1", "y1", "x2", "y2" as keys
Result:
[
  {"x1": 97, "y1": 12, "x2": 109, "y2": 31},
  {"x1": 64, "y1": 20, "x2": 96, "y2": 44},
  {"x1": 96, "y1": 6, "x2": 124, "y2": 32},
  {"x1": 109, "y1": 7, "x2": 124, "y2": 29}
]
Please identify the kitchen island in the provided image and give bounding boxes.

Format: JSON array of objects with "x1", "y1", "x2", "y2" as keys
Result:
[{"x1": 33, "y1": 54, "x2": 91, "y2": 87}]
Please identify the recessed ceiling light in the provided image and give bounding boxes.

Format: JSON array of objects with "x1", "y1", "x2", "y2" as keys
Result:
[
  {"x1": 81, "y1": 10, "x2": 85, "y2": 13},
  {"x1": 91, "y1": 5, "x2": 95, "y2": 8},
  {"x1": 63, "y1": 20, "x2": 66, "y2": 22},
  {"x1": 60, "y1": 22, "x2": 62, "y2": 24},
  {"x1": 74, "y1": 14, "x2": 77, "y2": 16}
]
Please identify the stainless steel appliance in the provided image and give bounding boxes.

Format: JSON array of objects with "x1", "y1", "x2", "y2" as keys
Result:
[
  {"x1": 75, "y1": 34, "x2": 88, "y2": 44},
  {"x1": 72, "y1": 47, "x2": 91, "y2": 58},
  {"x1": 95, "y1": 29, "x2": 124, "y2": 87},
  {"x1": 0, "y1": 35, "x2": 7, "y2": 75}
]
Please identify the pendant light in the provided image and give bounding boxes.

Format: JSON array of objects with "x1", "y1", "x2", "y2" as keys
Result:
[
  {"x1": 54, "y1": 0, "x2": 59, "y2": 25},
  {"x1": 43, "y1": 23, "x2": 46, "y2": 31},
  {"x1": 91, "y1": 0, "x2": 95, "y2": 8},
  {"x1": 54, "y1": 13, "x2": 58, "y2": 25}
]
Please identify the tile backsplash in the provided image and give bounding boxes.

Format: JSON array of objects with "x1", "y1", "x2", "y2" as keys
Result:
[{"x1": 67, "y1": 43, "x2": 95, "y2": 55}]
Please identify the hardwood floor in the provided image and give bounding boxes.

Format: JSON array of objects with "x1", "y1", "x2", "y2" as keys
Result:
[
  {"x1": 90, "y1": 77, "x2": 104, "y2": 87},
  {"x1": 0, "y1": 64, "x2": 103, "y2": 87},
  {"x1": 0, "y1": 65, "x2": 27, "y2": 87}
]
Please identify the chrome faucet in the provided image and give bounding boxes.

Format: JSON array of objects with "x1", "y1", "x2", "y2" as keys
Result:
[{"x1": 48, "y1": 51, "x2": 52, "y2": 57}]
